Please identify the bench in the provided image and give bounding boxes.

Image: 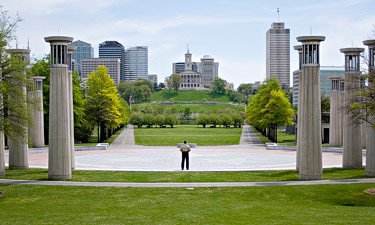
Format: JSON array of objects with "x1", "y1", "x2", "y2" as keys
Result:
[{"x1": 177, "y1": 143, "x2": 197, "y2": 148}]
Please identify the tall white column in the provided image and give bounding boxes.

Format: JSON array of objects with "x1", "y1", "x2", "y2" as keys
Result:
[
  {"x1": 341, "y1": 47, "x2": 364, "y2": 169},
  {"x1": 7, "y1": 49, "x2": 30, "y2": 170},
  {"x1": 294, "y1": 45, "x2": 302, "y2": 172},
  {"x1": 67, "y1": 45, "x2": 76, "y2": 171},
  {"x1": 28, "y1": 76, "x2": 45, "y2": 148},
  {"x1": 329, "y1": 77, "x2": 344, "y2": 147},
  {"x1": 364, "y1": 40, "x2": 375, "y2": 176},
  {"x1": 297, "y1": 36, "x2": 325, "y2": 180},
  {"x1": 45, "y1": 36, "x2": 73, "y2": 180}
]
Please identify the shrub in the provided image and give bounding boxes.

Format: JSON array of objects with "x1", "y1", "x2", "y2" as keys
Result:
[
  {"x1": 209, "y1": 114, "x2": 222, "y2": 128},
  {"x1": 155, "y1": 114, "x2": 165, "y2": 128},
  {"x1": 221, "y1": 114, "x2": 233, "y2": 128},
  {"x1": 231, "y1": 113, "x2": 244, "y2": 128},
  {"x1": 143, "y1": 114, "x2": 155, "y2": 128},
  {"x1": 130, "y1": 112, "x2": 144, "y2": 128},
  {"x1": 165, "y1": 114, "x2": 178, "y2": 128},
  {"x1": 197, "y1": 114, "x2": 210, "y2": 128}
]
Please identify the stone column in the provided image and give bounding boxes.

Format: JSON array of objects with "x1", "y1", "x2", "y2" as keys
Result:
[
  {"x1": 297, "y1": 36, "x2": 325, "y2": 180},
  {"x1": 7, "y1": 49, "x2": 30, "y2": 170},
  {"x1": 294, "y1": 45, "x2": 302, "y2": 171},
  {"x1": 364, "y1": 39, "x2": 375, "y2": 176},
  {"x1": 28, "y1": 76, "x2": 45, "y2": 148},
  {"x1": 67, "y1": 45, "x2": 76, "y2": 171},
  {"x1": 0, "y1": 42, "x2": 4, "y2": 176},
  {"x1": 329, "y1": 77, "x2": 344, "y2": 147},
  {"x1": 341, "y1": 47, "x2": 364, "y2": 169},
  {"x1": 45, "y1": 36, "x2": 74, "y2": 180}
]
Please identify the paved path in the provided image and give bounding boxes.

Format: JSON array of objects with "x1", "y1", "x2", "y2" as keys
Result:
[
  {"x1": 110, "y1": 124, "x2": 135, "y2": 146},
  {"x1": 1, "y1": 178, "x2": 374, "y2": 188},
  {"x1": 240, "y1": 124, "x2": 264, "y2": 146}
]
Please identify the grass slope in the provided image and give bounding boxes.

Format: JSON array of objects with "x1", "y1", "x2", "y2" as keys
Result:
[
  {"x1": 0, "y1": 184, "x2": 374, "y2": 224},
  {"x1": 134, "y1": 125, "x2": 242, "y2": 146},
  {"x1": 150, "y1": 90, "x2": 230, "y2": 102}
]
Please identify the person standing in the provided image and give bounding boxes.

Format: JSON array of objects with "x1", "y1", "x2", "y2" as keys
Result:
[{"x1": 180, "y1": 140, "x2": 191, "y2": 170}]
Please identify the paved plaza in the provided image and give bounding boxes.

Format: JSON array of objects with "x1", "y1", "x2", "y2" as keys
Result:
[{"x1": 4, "y1": 125, "x2": 361, "y2": 171}]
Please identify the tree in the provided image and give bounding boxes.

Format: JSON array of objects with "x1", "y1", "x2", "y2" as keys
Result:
[
  {"x1": 141, "y1": 85, "x2": 152, "y2": 101},
  {"x1": 155, "y1": 114, "x2": 165, "y2": 128},
  {"x1": 134, "y1": 78, "x2": 154, "y2": 92},
  {"x1": 197, "y1": 114, "x2": 210, "y2": 128},
  {"x1": 143, "y1": 114, "x2": 155, "y2": 128},
  {"x1": 231, "y1": 113, "x2": 243, "y2": 128},
  {"x1": 130, "y1": 112, "x2": 144, "y2": 128},
  {"x1": 209, "y1": 114, "x2": 221, "y2": 128},
  {"x1": 164, "y1": 114, "x2": 178, "y2": 128},
  {"x1": 166, "y1": 74, "x2": 182, "y2": 93},
  {"x1": 84, "y1": 65, "x2": 124, "y2": 142},
  {"x1": 211, "y1": 77, "x2": 227, "y2": 94},
  {"x1": 221, "y1": 114, "x2": 233, "y2": 128},
  {"x1": 237, "y1": 83, "x2": 253, "y2": 96},
  {"x1": 184, "y1": 107, "x2": 192, "y2": 123},
  {"x1": 321, "y1": 95, "x2": 330, "y2": 112}
]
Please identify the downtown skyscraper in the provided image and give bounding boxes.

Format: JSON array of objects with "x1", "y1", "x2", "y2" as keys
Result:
[
  {"x1": 266, "y1": 22, "x2": 290, "y2": 89},
  {"x1": 99, "y1": 41, "x2": 125, "y2": 81},
  {"x1": 68, "y1": 40, "x2": 94, "y2": 77},
  {"x1": 124, "y1": 46, "x2": 148, "y2": 82}
]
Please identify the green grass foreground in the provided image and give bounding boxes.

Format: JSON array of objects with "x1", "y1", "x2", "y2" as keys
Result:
[
  {"x1": 134, "y1": 125, "x2": 242, "y2": 146},
  {"x1": 2, "y1": 167, "x2": 371, "y2": 182},
  {"x1": 150, "y1": 90, "x2": 231, "y2": 102},
  {"x1": 0, "y1": 184, "x2": 374, "y2": 224}
]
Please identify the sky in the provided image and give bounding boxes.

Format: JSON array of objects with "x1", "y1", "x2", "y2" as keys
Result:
[{"x1": 3, "y1": 0, "x2": 375, "y2": 88}]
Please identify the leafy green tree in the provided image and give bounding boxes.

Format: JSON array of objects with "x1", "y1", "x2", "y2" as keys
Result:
[
  {"x1": 221, "y1": 114, "x2": 233, "y2": 128},
  {"x1": 143, "y1": 114, "x2": 155, "y2": 128},
  {"x1": 155, "y1": 114, "x2": 165, "y2": 128},
  {"x1": 260, "y1": 90, "x2": 295, "y2": 127},
  {"x1": 237, "y1": 83, "x2": 253, "y2": 95},
  {"x1": 164, "y1": 114, "x2": 178, "y2": 128},
  {"x1": 117, "y1": 80, "x2": 133, "y2": 104},
  {"x1": 231, "y1": 113, "x2": 243, "y2": 128},
  {"x1": 132, "y1": 86, "x2": 145, "y2": 103},
  {"x1": 141, "y1": 85, "x2": 152, "y2": 101},
  {"x1": 134, "y1": 78, "x2": 154, "y2": 92},
  {"x1": 84, "y1": 65, "x2": 123, "y2": 142},
  {"x1": 166, "y1": 74, "x2": 182, "y2": 93},
  {"x1": 197, "y1": 114, "x2": 210, "y2": 128},
  {"x1": 246, "y1": 77, "x2": 282, "y2": 129},
  {"x1": 321, "y1": 95, "x2": 330, "y2": 112},
  {"x1": 211, "y1": 77, "x2": 227, "y2": 94},
  {"x1": 184, "y1": 107, "x2": 192, "y2": 122},
  {"x1": 209, "y1": 114, "x2": 221, "y2": 128},
  {"x1": 130, "y1": 112, "x2": 144, "y2": 128}
]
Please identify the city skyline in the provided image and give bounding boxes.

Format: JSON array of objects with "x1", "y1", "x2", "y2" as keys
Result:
[{"x1": 4, "y1": 0, "x2": 375, "y2": 88}]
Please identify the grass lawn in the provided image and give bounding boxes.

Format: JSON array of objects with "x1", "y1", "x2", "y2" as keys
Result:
[
  {"x1": 150, "y1": 90, "x2": 231, "y2": 102},
  {"x1": 2, "y1": 167, "x2": 372, "y2": 182},
  {"x1": 0, "y1": 183, "x2": 374, "y2": 224},
  {"x1": 134, "y1": 125, "x2": 242, "y2": 146},
  {"x1": 133, "y1": 102, "x2": 239, "y2": 113}
]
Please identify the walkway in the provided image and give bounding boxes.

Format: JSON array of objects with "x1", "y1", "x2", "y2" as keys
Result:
[
  {"x1": 4, "y1": 124, "x2": 354, "y2": 171},
  {"x1": 1, "y1": 178, "x2": 374, "y2": 188}
]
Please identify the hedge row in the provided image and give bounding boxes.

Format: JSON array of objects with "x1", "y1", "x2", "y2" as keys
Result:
[
  {"x1": 130, "y1": 112, "x2": 178, "y2": 128},
  {"x1": 197, "y1": 113, "x2": 243, "y2": 128}
]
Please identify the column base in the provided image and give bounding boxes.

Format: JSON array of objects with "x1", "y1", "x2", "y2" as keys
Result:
[
  {"x1": 9, "y1": 166, "x2": 28, "y2": 170},
  {"x1": 48, "y1": 174, "x2": 72, "y2": 180},
  {"x1": 299, "y1": 174, "x2": 322, "y2": 180},
  {"x1": 343, "y1": 166, "x2": 362, "y2": 169},
  {"x1": 0, "y1": 172, "x2": 5, "y2": 176},
  {"x1": 365, "y1": 171, "x2": 375, "y2": 177}
]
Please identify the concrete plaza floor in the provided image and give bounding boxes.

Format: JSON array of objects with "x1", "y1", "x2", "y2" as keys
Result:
[{"x1": 5, "y1": 125, "x2": 363, "y2": 171}]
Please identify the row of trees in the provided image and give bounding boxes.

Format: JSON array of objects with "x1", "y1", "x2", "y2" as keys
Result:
[
  {"x1": 130, "y1": 112, "x2": 178, "y2": 128},
  {"x1": 197, "y1": 113, "x2": 243, "y2": 128}
]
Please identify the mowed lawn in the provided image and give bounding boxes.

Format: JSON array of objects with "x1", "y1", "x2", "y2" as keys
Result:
[
  {"x1": 150, "y1": 90, "x2": 231, "y2": 102},
  {"x1": 0, "y1": 184, "x2": 374, "y2": 224},
  {"x1": 134, "y1": 125, "x2": 243, "y2": 146}
]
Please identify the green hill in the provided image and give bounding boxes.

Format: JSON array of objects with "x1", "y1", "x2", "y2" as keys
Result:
[
  {"x1": 132, "y1": 103, "x2": 240, "y2": 113},
  {"x1": 150, "y1": 90, "x2": 230, "y2": 102}
]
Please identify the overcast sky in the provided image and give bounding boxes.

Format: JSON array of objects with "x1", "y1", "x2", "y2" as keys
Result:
[{"x1": 3, "y1": 0, "x2": 375, "y2": 88}]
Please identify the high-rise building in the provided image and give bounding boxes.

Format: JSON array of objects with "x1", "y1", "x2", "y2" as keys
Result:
[
  {"x1": 124, "y1": 46, "x2": 148, "y2": 82},
  {"x1": 99, "y1": 41, "x2": 125, "y2": 81},
  {"x1": 266, "y1": 22, "x2": 290, "y2": 89},
  {"x1": 81, "y1": 58, "x2": 121, "y2": 85},
  {"x1": 198, "y1": 55, "x2": 219, "y2": 86},
  {"x1": 68, "y1": 40, "x2": 94, "y2": 77},
  {"x1": 148, "y1": 74, "x2": 158, "y2": 84}
]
